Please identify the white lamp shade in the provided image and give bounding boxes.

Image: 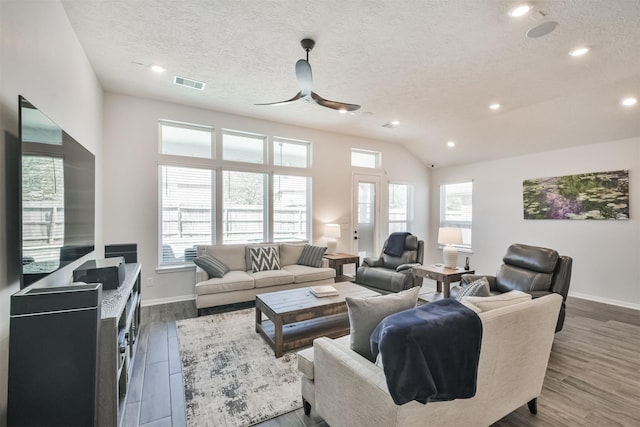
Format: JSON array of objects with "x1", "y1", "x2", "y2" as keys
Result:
[
  {"x1": 437, "y1": 227, "x2": 463, "y2": 245},
  {"x1": 324, "y1": 224, "x2": 341, "y2": 238},
  {"x1": 324, "y1": 224, "x2": 341, "y2": 254},
  {"x1": 438, "y1": 227, "x2": 462, "y2": 269}
]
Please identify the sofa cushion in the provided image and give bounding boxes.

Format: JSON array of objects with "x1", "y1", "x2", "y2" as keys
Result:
[
  {"x1": 455, "y1": 277, "x2": 490, "y2": 300},
  {"x1": 193, "y1": 254, "x2": 230, "y2": 279},
  {"x1": 250, "y1": 269, "x2": 294, "y2": 288},
  {"x1": 194, "y1": 270, "x2": 254, "y2": 295},
  {"x1": 282, "y1": 265, "x2": 336, "y2": 283},
  {"x1": 346, "y1": 286, "x2": 420, "y2": 361},
  {"x1": 249, "y1": 246, "x2": 281, "y2": 272},
  {"x1": 279, "y1": 243, "x2": 306, "y2": 266},
  {"x1": 297, "y1": 244, "x2": 327, "y2": 268},
  {"x1": 197, "y1": 244, "x2": 247, "y2": 271},
  {"x1": 462, "y1": 290, "x2": 531, "y2": 311}
]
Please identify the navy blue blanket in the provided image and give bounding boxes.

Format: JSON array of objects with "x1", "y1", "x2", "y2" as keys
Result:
[
  {"x1": 384, "y1": 232, "x2": 411, "y2": 257},
  {"x1": 370, "y1": 299, "x2": 482, "y2": 405}
]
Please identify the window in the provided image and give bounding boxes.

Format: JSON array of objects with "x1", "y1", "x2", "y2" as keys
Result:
[
  {"x1": 159, "y1": 165, "x2": 214, "y2": 264},
  {"x1": 222, "y1": 170, "x2": 267, "y2": 243},
  {"x1": 273, "y1": 175, "x2": 310, "y2": 241},
  {"x1": 158, "y1": 121, "x2": 313, "y2": 262},
  {"x1": 159, "y1": 121, "x2": 213, "y2": 159},
  {"x1": 222, "y1": 130, "x2": 265, "y2": 163},
  {"x1": 389, "y1": 183, "x2": 410, "y2": 233},
  {"x1": 351, "y1": 149, "x2": 381, "y2": 168},
  {"x1": 273, "y1": 138, "x2": 310, "y2": 168},
  {"x1": 440, "y1": 181, "x2": 473, "y2": 248}
]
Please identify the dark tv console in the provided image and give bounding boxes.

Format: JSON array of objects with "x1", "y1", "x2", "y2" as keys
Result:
[
  {"x1": 98, "y1": 262, "x2": 142, "y2": 426},
  {"x1": 7, "y1": 263, "x2": 142, "y2": 426}
]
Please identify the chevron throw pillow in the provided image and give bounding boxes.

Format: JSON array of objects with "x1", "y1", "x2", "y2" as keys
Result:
[{"x1": 249, "y1": 246, "x2": 281, "y2": 272}]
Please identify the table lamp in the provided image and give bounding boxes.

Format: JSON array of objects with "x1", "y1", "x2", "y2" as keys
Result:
[
  {"x1": 438, "y1": 227, "x2": 463, "y2": 268},
  {"x1": 324, "y1": 224, "x2": 341, "y2": 254}
]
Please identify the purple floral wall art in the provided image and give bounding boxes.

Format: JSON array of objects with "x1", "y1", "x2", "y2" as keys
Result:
[{"x1": 523, "y1": 170, "x2": 629, "y2": 220}]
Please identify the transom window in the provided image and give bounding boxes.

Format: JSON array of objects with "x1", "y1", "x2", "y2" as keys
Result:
[
  {"x1": 351, "y1": 149, "x2": 381, "y2": 168},
  {"x1": 222, "y1": 130, "x2": 265, "y2": 164},
  {"x1": 159, "y1": 121, "x2": 213, "y2": 159},
  {"x1": 273, "y1": 137, "x2": 310, "y2": 168}
]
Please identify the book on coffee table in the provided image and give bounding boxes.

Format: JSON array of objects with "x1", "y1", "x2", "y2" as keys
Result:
[{"x1": 310, "y1": 285, "x2": 339, "y2": 297}]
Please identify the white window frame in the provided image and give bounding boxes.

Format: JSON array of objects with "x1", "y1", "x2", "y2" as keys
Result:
[
  {"x1": 158, "y1": 120, "x2": 214, "y2": 159},
  {"x1": 158, "y1": 163, "x2": 215, "y2": 266},
  {"x1": 439, "y1": 181, "x2": 473, "y2": 251},
  {"x1": 273, "y1": 137, "x2": 311, "y2": 168},
  {"x1": 388, "y1": 182, "x2": 412, "y2": 233},
  {"x1": 221, "y1": 129, "x2": 267, "y2": 164},
  {"x1": 157, "y1": 121, "x2": 314, "y2": 266},
  {"x1": 351, "y1": 148, "x2": 381, "y2": 169}
]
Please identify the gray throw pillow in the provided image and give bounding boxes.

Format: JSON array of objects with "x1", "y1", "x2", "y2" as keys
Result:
[
  {"x1": 297, "y1": 244, "x2": 327, "y2": 268},
  {"x1": 346, "y1": 286, "x2": 420, "y2": 361},
  {"x1": 193, "y1": 254, "x2": 230, "y2": 279},
  {"x1": 455, "y1": 277, "x2": 490, "y2": 301},
  {"x1": 249, "y1": 246, "x2": 281, "y2": 272}
]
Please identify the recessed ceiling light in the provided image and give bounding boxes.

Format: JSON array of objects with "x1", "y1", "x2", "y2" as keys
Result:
[
  {"x1": 151, "y1": 65, "x2": 166, "y2": 73},
  {"x1": 622, "y1": 97, "x2": 638, "y2": 107},
  {"x1": 447, "y1": 141, "x2": 455, "y2": 148},
  {"x1": 569, "y1": 47, "x2": 590, "y2": 57},
  {"x1": 489, "y1": 103, "x2": 501, "y2": 110},
  {"x1": 509, "y1": 4, "x2": 532, "y2": 17},
  {"x1": 382, "y1": 120, "x2": 400, "y2": 128},
  {"x1": 391, "y1": 120, "x2": 400, "y2": 126}
]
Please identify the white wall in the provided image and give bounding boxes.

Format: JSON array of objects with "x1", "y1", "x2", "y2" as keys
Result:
[
  {"x1": 0, "y1": 1, "x2": 103, "y2": 423},
  {"x1": 102, "y1": 93, "x2": 430, "y2": 305},
  {"x1": 427, "y1": 137, "x2": 640, "y2": 309}
]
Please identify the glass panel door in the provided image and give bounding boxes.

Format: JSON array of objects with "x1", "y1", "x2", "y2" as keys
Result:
[{"x1": 352, "y1": 174, "x2": 380, "y2": 261}]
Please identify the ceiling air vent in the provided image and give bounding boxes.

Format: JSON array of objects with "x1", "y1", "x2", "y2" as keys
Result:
[{"x1": 174, "y1": 75, "x2": 206, "y2": 91}]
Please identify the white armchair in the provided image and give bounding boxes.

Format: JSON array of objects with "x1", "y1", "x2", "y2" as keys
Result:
[{"x1": 299, "y1": 294, "x2": 562, "y2": 426}]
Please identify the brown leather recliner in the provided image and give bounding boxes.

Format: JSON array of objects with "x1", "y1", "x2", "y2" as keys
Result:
[{"x1": 460, "y1": 243, "x2": 572, "y2": 332}]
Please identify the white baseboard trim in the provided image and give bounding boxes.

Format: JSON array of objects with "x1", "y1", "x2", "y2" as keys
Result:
[
  {"x1": 141, "y1": 294, "x2": 196, "y2": 307},
  {"x1": 569, "y1": 291, "x2": 640, "y2": 311}
]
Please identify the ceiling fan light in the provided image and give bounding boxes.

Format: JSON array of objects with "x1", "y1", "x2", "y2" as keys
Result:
[{"x1": 509, "y1": 4, "x2": 532, "y2": 17}]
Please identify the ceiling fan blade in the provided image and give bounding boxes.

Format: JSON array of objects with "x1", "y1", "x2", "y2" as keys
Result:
[
  {"x1": 295, "y1": 59, "x2": 313, "y2": 97},
  {"x1": 255, "y1": 91, "x2": 303, "y2": 106},
  {"x1": 310, "y1": 92, "x2": 361, "y2": 112}
]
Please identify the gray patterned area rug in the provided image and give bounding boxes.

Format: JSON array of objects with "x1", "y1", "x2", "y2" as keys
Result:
[{"x1": 176, "y1": 308, "x2": 302, "y2": 426}]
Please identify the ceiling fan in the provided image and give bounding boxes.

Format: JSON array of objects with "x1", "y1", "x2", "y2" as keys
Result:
[{"x1": 256, "y1": 38, "x2": 361, "y2": 112}]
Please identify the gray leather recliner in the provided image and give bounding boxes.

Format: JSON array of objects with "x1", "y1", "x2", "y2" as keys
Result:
[
  {"x1": 459, "y1": 243, "x2": 572, "y2": 332},
  {"x1": 355, "y1": 234, "x2": 424, "y2": 293}
]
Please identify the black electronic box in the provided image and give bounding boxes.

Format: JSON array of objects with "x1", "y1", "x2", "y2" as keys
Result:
[{"x1": 73, "y1": 257, "x2": 125, "y2": 290}]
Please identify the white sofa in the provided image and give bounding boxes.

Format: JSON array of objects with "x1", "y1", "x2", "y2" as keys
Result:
[
  {"x1": 297, "y1": 293, "x2": 562, "y2": 426},
  {"x1": 195, "y1": 243, "x2": 336, "y2": 312}
]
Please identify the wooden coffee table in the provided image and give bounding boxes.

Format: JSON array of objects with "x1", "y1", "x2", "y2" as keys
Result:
[{"x1": 255, "y1": 282, "x2": 380, "y2": 357}]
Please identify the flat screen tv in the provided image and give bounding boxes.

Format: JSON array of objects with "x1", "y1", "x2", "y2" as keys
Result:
[{"x1": 19, "y1": 96, "x2": 95, "y2": 288}]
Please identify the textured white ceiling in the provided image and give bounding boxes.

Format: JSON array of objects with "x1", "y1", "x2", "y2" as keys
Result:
[{"x1": 61, "y1": 0, "x2": 640, "y2": 167}]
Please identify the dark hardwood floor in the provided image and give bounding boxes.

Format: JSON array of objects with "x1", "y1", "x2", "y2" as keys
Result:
[{"x1": 123, "y1": 295, "x2": 640, "y2": 426}]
